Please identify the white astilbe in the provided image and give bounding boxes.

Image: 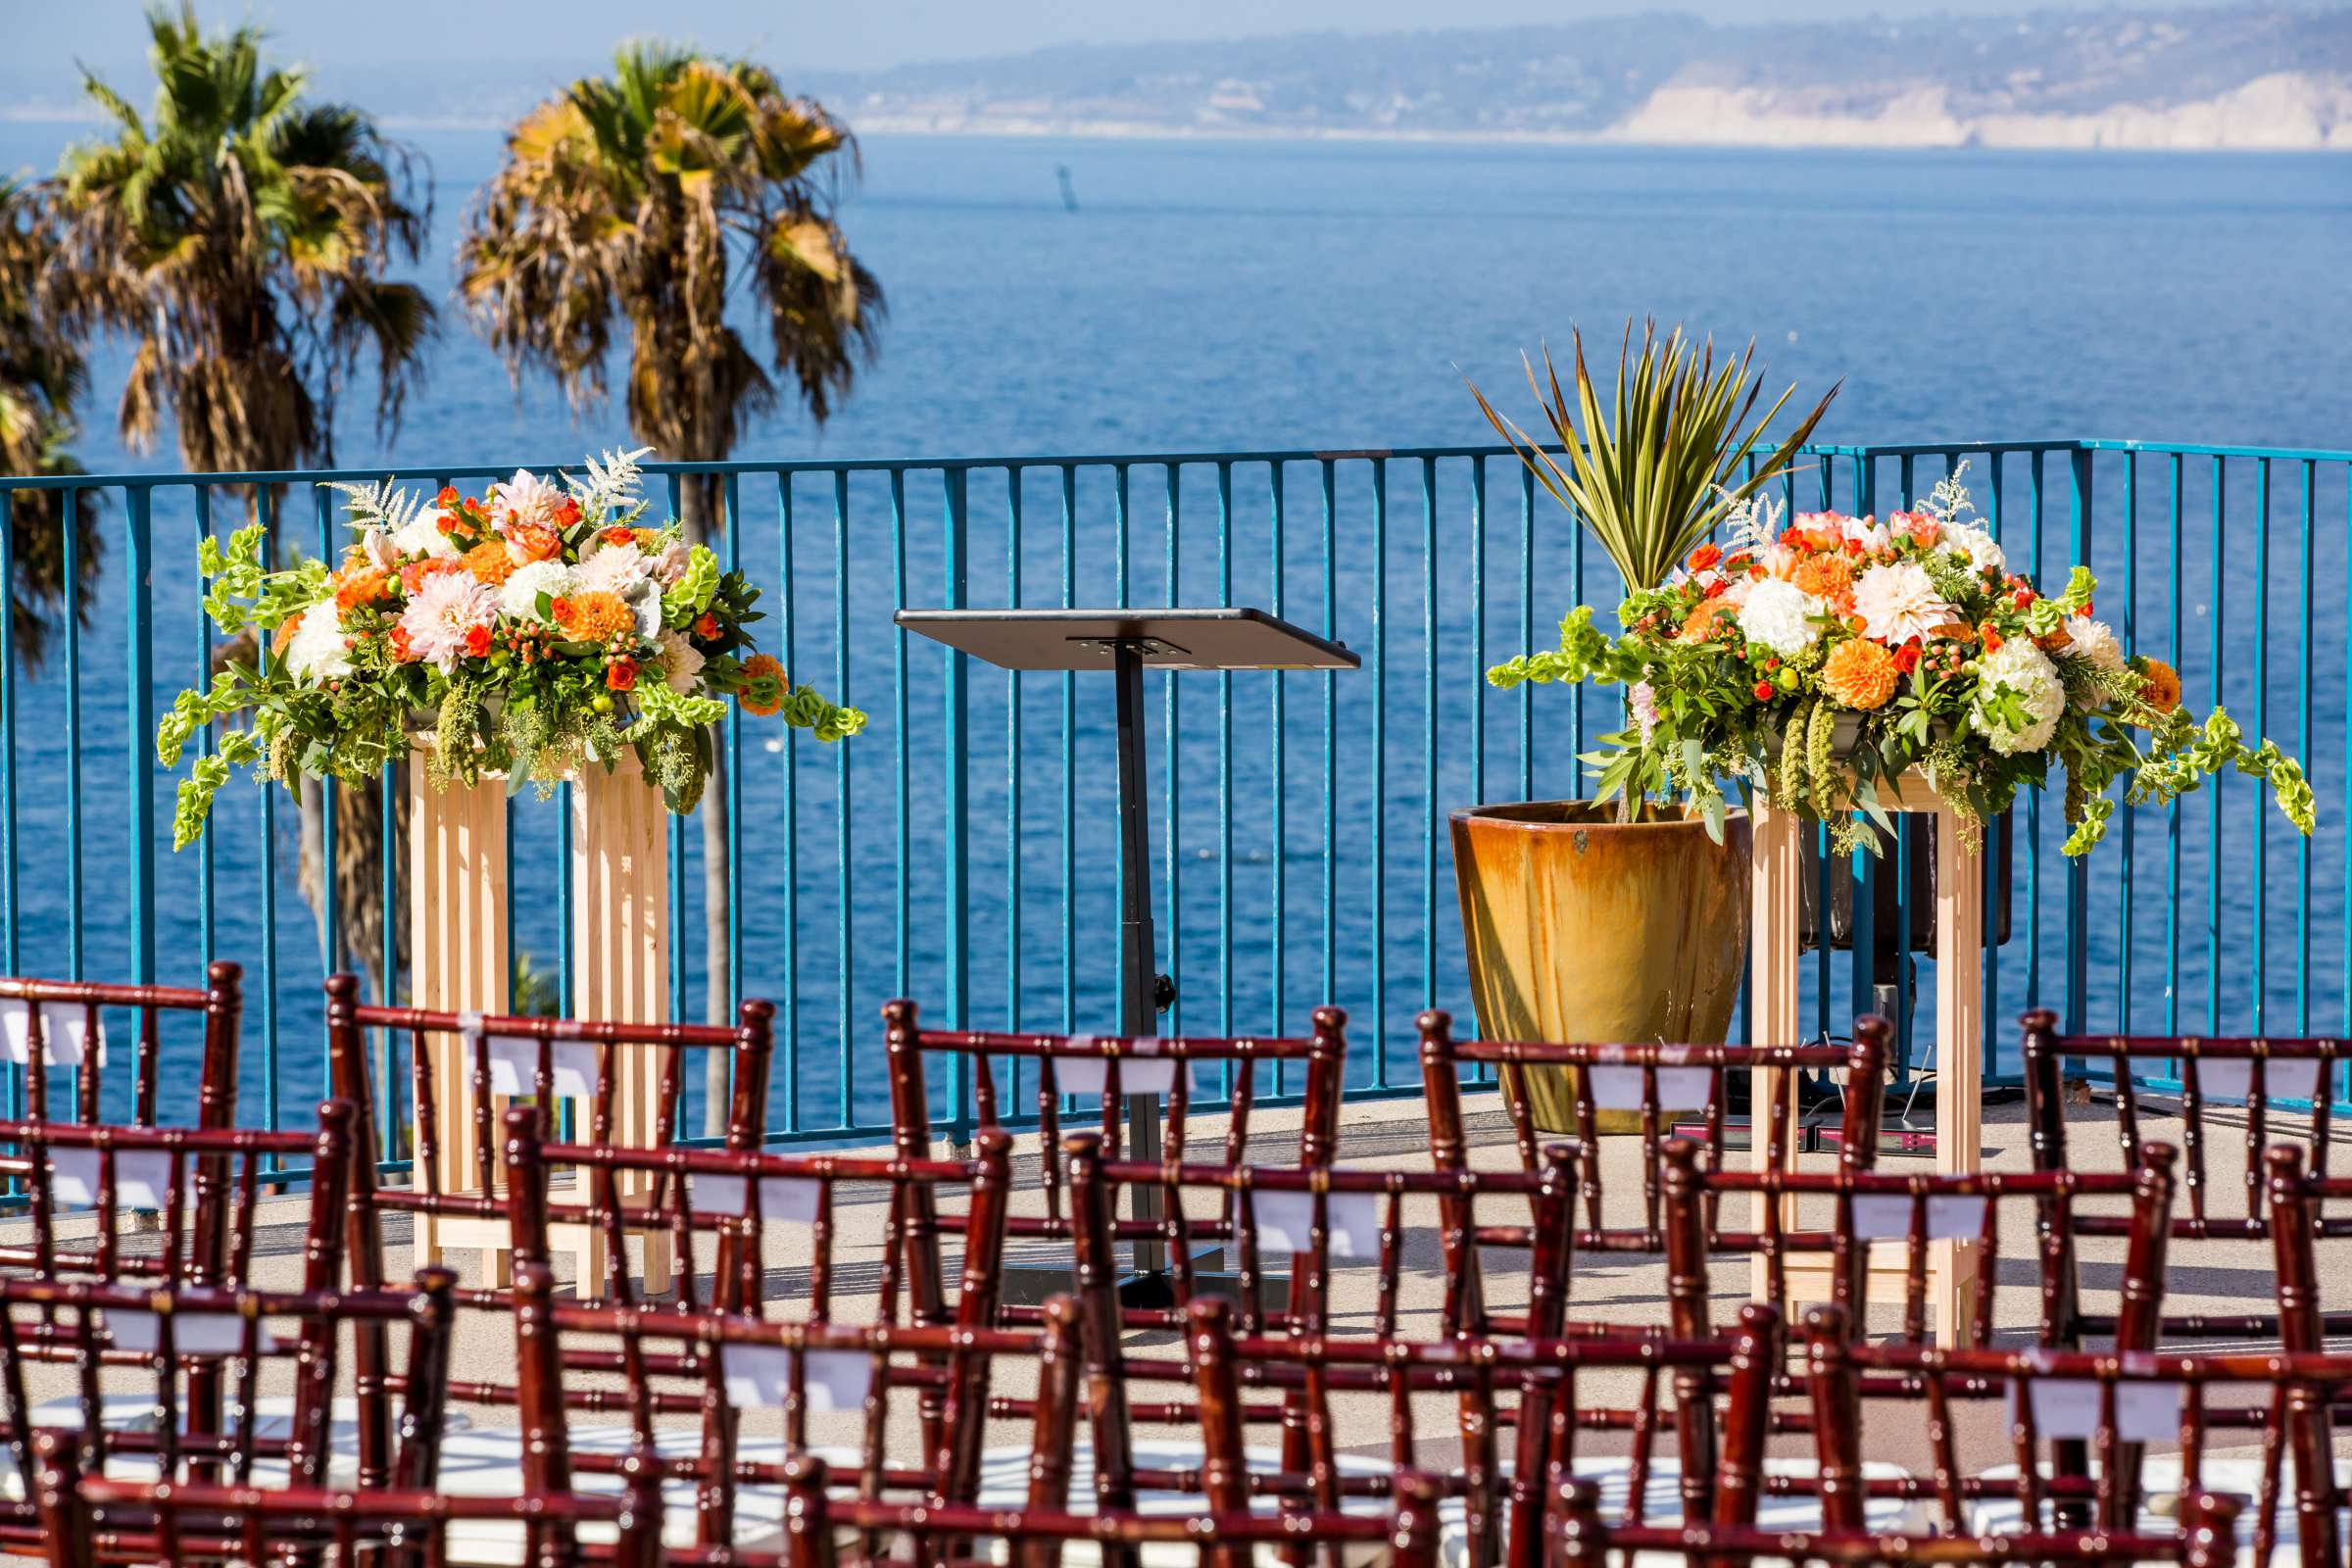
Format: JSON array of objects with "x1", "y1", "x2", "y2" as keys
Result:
[
  {"x1": 1720, "y1": 489, "x2": 1786, "y2": 556},
  {"x1": 323, "y1": 476, "x2": 433, "y2": 539},
  {"x1": 565, "y1": 446, "x2": 656, "y2": 526},
  {"x1": 1925, "y1": 461, "x2": 1978, "y2": 529}
]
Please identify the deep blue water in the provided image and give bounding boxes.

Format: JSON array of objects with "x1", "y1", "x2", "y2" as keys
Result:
[{"x1": 1, "y1": 128, "x2": 2348, "y2": 1133}]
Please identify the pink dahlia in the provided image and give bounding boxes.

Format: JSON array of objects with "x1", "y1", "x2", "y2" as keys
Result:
[
  {"x1": 397, "y1": 569, "x2": 497, "y2": 674},
  {"x1": 488, "y1": 467, "x2": 569, "y2": 533}
]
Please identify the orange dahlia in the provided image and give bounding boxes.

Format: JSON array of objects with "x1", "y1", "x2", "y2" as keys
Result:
[
  {"x1": 462, "y1": 540, "x2": 518, "y2": 586},
  {"x1": 1821, "y1": 638, "x2": 1898, "y2": 711},
  {"x1": 2139, "y1": 658, "x2": 2181, "y2": 714},
  {"x1": 552, "y1": 590, "x2": 636, "y2": 643},
  {"x1": 1791, "y1": 554, "x2": 1856, "y2": 612},
  {"x1": 737, "y1": 653, "x2": 787, "y2": 716}
]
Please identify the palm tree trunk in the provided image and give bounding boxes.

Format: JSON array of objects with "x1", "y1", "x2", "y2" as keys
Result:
[{"x1": 680, "y1": 479, "x2": 734, "y2": 1136}]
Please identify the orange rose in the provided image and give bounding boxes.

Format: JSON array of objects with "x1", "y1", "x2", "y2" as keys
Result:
[
  {"x1": 606, "y1": 658, "x2": 638, "y2": 692},
  {"x1": 505, "y1": 521, "x2": 563, "y2": 565},
  {"x1": 332, "y1": 568, "x2": 390, "y2": 614}
]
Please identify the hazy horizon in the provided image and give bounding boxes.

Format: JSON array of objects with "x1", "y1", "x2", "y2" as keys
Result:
[{"x1": 12, "y1": 0, "x2": 2323, "y2": 76}]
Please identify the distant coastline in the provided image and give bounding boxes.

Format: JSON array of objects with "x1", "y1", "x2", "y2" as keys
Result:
[{"x1": 7, "y1": 6, "x2": 2348, "y2": 154}]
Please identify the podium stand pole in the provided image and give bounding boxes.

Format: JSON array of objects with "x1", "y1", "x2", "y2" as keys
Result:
[{"x1": 1113, "y1": 643, "x2": 1168, "y2": 1274}]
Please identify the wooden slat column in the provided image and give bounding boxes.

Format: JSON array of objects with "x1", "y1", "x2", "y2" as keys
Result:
[
  {"x1": 1749, "y1": 773, "x2": 1983, "y2": 1345},
  {"x1": 407, "y1": 759, "x2": 510, "y2": 1279},
  {"x1": 562, "y1": 748, "x2": 672, "y2": 1290}
]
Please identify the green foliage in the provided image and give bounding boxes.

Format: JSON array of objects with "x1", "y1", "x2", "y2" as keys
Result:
[{"x1": 1468, "y1": 321, "x2": 1837, "y2": 593}]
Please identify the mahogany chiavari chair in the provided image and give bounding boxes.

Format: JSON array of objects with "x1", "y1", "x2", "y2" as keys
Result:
[
  {"x1": 1667, "y1": 1137, "x2": 2181, "y2": 1350},
  {"x1": 507, "y1": 1267, "x2": 1083, "y2": 1560},
  {"x1": 323, "y1": 973, "x2": 776, "y2": 1486},
  {"x1": 1414, "y1": 1011, "x2": 1887, "y2": 1303},
  {"x1": 1062, "y1": 1131, "x2": 1671, "y2": 1568},
  {"x1": 1177, "y1": 1296, "x2": 1778, "y2": 1568},
  {"x1": 767, "y1": 1454, "x2": 1446, "y2": 1568},
  {"x1": 1792, "y1": 1303, "x2": 2346, "y2": 1568},
  {"x1": 0, "y1": 1266, "x2": 461, "y2": 1526},
  {"x1": 490, "y1": 1106, "x2": 1032, "y2": 1552},
  {"x1": 1546, "y1": 1477, "x2": 2246, "y2": 1568},
  {"x1": 0, "y1": 963, "x2": 242, "y2": 1130},
  {"x1": 0, "y1": 1105, "x2": 361, "y2": 1479},
  {"x1": 882, "y1": 999, "x2": 1350, "y2": 1321},
  {"x1": 2021, "y1": 1006, "x2": 2349, "y2": 1345},
  {"x1": 31, "y1": 1429, "x2": 660, "y2": 1568}
]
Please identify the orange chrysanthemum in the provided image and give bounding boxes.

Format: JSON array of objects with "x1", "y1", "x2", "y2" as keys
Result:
[
  {"x1": 737, "y1": 653, "x2": 787, "y2": 716},
  {"x1": 1791, "y1": 554, "x2": 1856, "y2": 612},
  {"x1": 2139, "y1": 658, "x2": 2181, "y2": 714},
  {"x1": 1821, "y1": 638, "x2": 1899, "y2": 711},
  {"x1": 552, "y1": 590, "x2": 636, "y2": 643},
  {"x1": 1678, "y1": 599, "x2": 1736, "y2": 643},
  {"x1": 462, "y1": 540, "x2": 518, "y2": 586},
  {"x1": 271, "y1": 615, "x2": 302, "y2": 655}
]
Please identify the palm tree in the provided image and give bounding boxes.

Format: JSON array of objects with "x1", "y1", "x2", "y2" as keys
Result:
[
  {"x1": 0, "y1": 177, "x2": 101, "y2": 672},
  {"x1": 46, "y1": 4, "x2": 437, "y2": 995},
  {"x1": 462, "y1": 42, "x2": 884, "y2": 1127}
]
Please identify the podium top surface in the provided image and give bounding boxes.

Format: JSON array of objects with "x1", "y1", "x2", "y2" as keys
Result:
[{"x1": 894, "y1": 608, "x2": 1359, "y2": 672}]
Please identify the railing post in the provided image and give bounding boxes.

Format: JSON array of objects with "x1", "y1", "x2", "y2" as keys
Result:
[
  {"x1": 313, "y1": 482, "x2": 340, "y2": 983},
  {"x1": 942, "y1": 467, "x2": 971, "y2": 1142},
  {"x1": 129, "y1": 482, "x2": 164, "y2": 981},
  {"x1": 2066, "y1": 445, "x2": 2092, "y2": 1037}
]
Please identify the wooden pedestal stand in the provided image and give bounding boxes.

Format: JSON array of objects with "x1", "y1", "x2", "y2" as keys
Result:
[
  {"x1": 409, "y1": 749, "x2": 670, "y2": 1293},
  {"x1": 1748, "y1": 774, "x2": 1983, "y2": 1346}
]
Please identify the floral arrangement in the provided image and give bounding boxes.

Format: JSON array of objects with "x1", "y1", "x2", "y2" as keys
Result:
[
  {"x1": 157, "y1": 448, "x2": 865, "y2": 849},
  {"x1": 1488, "y1": 465, "x2": 2314, "y2": 856}
]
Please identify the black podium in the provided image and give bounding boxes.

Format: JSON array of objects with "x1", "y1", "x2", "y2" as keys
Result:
[{"x1": 896, "y1": 608, "x2": 1358, "y2": 1294}]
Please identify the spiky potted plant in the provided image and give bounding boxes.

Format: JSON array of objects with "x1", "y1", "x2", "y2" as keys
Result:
[{"x1": 1452, "y1": 323, "x2": 1835, "y2": 1133}]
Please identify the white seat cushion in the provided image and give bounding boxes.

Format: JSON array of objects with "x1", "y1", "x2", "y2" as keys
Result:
[{"x1": 1969, "y1": 1455, "x2": 2350, "y2": 1567}]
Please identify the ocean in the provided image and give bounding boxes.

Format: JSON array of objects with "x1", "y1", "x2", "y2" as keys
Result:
[{"x1": 1, "y1": 127, "x2": 2348, "y2": 1129}]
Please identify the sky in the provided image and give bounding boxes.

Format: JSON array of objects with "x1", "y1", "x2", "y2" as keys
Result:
[{"x1": 3, "y1": 0, "x2": 2257, "y2": 74}]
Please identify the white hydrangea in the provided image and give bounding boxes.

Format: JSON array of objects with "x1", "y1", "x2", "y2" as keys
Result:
[
  {"x1": 1939, "y1": 519, "x2": 2005, "y2": 576},
  {"x1": 1735, "y1": 578, "x2": 1828, "y2": 658},
  {"x1": 283, "y1": 600, "x2": 353, "y2": 682},
  {"x1": 1970, "y1": 640, "x2": 2065, "y2": 755},
  {"x1": 390, "y1": 514, "x2": 459, "y2": 560},
  {"x1": 498, "y1": 561, "x2": 575, "y2": 621}
]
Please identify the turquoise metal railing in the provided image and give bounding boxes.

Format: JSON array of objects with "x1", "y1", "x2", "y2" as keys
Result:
[{"x1": 0, "y1": 436, "x2": 2345, "y2": 1154}]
